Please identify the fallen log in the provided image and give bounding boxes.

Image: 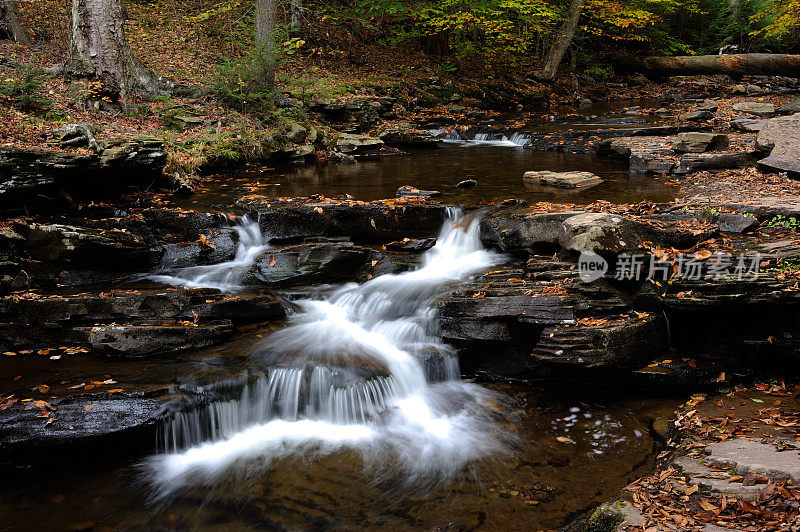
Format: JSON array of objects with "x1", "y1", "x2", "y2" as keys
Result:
[{"x1": 631, "y1": 54, "x2": 800, "y2": 77}]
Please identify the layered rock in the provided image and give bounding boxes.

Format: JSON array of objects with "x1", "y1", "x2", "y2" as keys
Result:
[
  {"x1": 0, "y1": 136, "x2": 167, "y2": 205},
  {"x1": 237, "y1": 196, "x2": 450, "y2": 242}
]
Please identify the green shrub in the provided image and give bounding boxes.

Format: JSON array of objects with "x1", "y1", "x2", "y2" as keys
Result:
[
  {"x1": 211, "y1": 46, "x2": 276, "y2": 113},
  {"x1": 0, "y1": 68, "x2": 51, "y2": 112}
]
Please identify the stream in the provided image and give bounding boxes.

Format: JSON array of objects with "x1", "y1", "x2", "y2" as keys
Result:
[{"x1": 0, "y1": 111, "x2": 685, "y2": 530}]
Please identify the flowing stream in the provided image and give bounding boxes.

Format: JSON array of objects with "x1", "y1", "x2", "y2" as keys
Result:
[
  {"x1": 146, "y1": 210, "x2": 513, "y2": 496},
  {"x1": 149, "y1": 216, "x2": 269, "y2": 292}
]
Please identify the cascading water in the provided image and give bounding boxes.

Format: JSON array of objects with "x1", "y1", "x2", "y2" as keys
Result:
[
  {"x1": 145, "y1": 209, "x2": 512, "y2": 496},
  {"x1": 431, "y1": 128, "x2": 532, "y2": 147},
  {"x1": 150, "y1": 216, "x2": 268, "y2": 292}
]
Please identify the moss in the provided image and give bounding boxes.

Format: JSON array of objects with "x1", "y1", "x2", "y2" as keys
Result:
[{"x1": 586, "y1": 503, "x2": 625, "y2": 532}]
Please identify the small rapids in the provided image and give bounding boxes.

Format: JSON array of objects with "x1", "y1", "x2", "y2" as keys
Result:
[
  {"x1": 145, "y1": 210, "x2": 513, "y2": 496},
  {"x1": 150, "y1": 216, "x2": 268, "y2": 292},
  {"x1": 432, "y1": 128, "x2": 532, "y2": 147}
]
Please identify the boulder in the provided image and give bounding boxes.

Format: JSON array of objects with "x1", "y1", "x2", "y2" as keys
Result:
[
  {"x1": 755, "y1": 113, "x2": 800, "y2": 177},
  {"x1": 777, "y1": 99, "x2": 800, "y2": 115},
  {"x1": 523, "y1": 170, "x2": 603, "y2": 189},
  {"x1": 89, "y1": 321, "x2": 234, "y2": 357},
  {"x1": 673, "y1": 132, "x2": 729, "y2": 153},
  {"x1": 732, "y1": 101, "x2": 775, "y2": 116},
  {"x1": 560, "y1": 213, "x2": 643, "y2": 255}
]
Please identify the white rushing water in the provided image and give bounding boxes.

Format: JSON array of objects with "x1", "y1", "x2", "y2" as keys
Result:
[
  {"x1": 150, "y1": 216, "x2": 268, "y2": 292},
  {"x1": 146, "y1": 210, "x2": 511, "y2": 496},
  {"x1": 431, "y1": 129, "x2": 531, "y2": 147}
]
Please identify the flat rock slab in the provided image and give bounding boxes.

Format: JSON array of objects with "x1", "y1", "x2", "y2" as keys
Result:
[
  {"x1": 731, "y1": 117, "x2": 768, "y2": 132},
  {"x1": 756, "y1": 113, "x2": 800, "y2": 177},
  {"x1": 705, "y1": 438, "x2": 800, "y2": 482},
  {"x1": 89, "y1": 321, "x2": 234, "y2": 357},
  {"x1": 777, "y1": 99, "x2": 800, "y2": 115},
  {"x1": 732, "y1": 101, "x2": 776, "y2": 116},
  {"x1": 523, "y1": 170, "x2": 603, "y2": 189},
  {"x1": 674, "y1": 455, "x2": 765, "y2": 501}
]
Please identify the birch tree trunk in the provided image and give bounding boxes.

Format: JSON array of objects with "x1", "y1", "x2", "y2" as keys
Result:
[
  {"x1": 69, "y1": 0, "x2": 163, "y2": 101},
  {"x1": 0, "y1": 0, "x2": 30, "y2": 44},
  {"x1": 533, "y1": 0, "x2": 584, "y2": 81},
  {"x1": 255, "y1": 0, "x2": 277, "y2": 90}
]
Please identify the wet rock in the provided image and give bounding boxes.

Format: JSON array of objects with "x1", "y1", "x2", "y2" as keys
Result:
[
  {"x1": 384, "y1": 237, "x2": 437, "y2": 252},
  {"x1": 0, "y1": 136, "x2": 167, "y2": 205},
  {"x1": 481, "y1": 207, "x2": 717, "y2": 255},
  {"x1": 13, "y1": 222, "x2": 160, "y2": 269},
  {"x1": 89, "y1": 321, "x2": 234, "y2": 357},
  {"x1": 396, "y1": 185, "x2": 442, "y2": 198},
  {"x1": 334, "y1": 133, "x2": 384, "y2": 154},
  {"x1": 705, "y1": 439, "x2": 800, "y2": 483},
  {"x1": 523, "y1": 170, "x2": 603, "y2": 189},
  {"x1": 674, "y1": 151, "x2": 756, "y2": 175},
  {"x1": 379, "y1": 128, "x2": 441, "y2": 148},
  {"x1": 731, "y1": 117, "x2": 767, "y2": 132},
  {"x1": 531, "y1": 315, "x2": 665, "y2": 369},
  {"x1": 251, "y1": 243, "x2": 373, "y2": 286},
  {"x1": 238, "y1": 197, "x2": 449, "y2": 242},
  {"x1": 456, "y1": 179, "x2": 478, "y2": 189},
  {"x1": 777, "y1": 99, "x2": 800, "y2": 115},
  {"x1": 673, "y1": 132, "x2": 729, "y2": 153},
  {"x1": 561, "y1": 213, "x2": 642, "y2": 255},
  {"x1": 732, "y1": 101, "x2": 775, "y2": 116},
  {"x1": 479, "y1": 209, "x2": 583, "y2": 253},
  {"x1": 755, "y1": 113, "x2": 800, "y2": 177},
  {"x1": 0, "y1": 392, "x2": 164, "y2": 457},
  {"x1": 0, "y1": 289, "x2": 285, "y2": 351}
]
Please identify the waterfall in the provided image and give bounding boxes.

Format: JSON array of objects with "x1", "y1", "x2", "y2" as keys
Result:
[
  {"x1": 145, "y1": 210, "x2": 512, "y2": 495},
  {"x1": 150, "y1": 216, "x2": 268, "y2": 292},
  {"x1": 431, "y1": 128, "x2": 531, "y2": 147}
]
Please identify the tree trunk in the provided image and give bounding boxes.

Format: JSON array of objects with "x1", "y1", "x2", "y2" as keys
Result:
[
  {"x1": 255, "y1": 0, "x2": 277, "y2": 90},
  {"x1": 0, "y1": 0, "x2": 31, "y2": 44},
  {"x1": 69, "y1": 0, "x2": 163, "y2": 101},
  {"x1": 632, "y1": 54, "x2": 800, "y2": 77},
  {"x1": 290, "y1": 0, "x2": 302, "y2": 33},
  {"x1": 534, "y1": 0, "x2": 584, "y2": 81}
]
